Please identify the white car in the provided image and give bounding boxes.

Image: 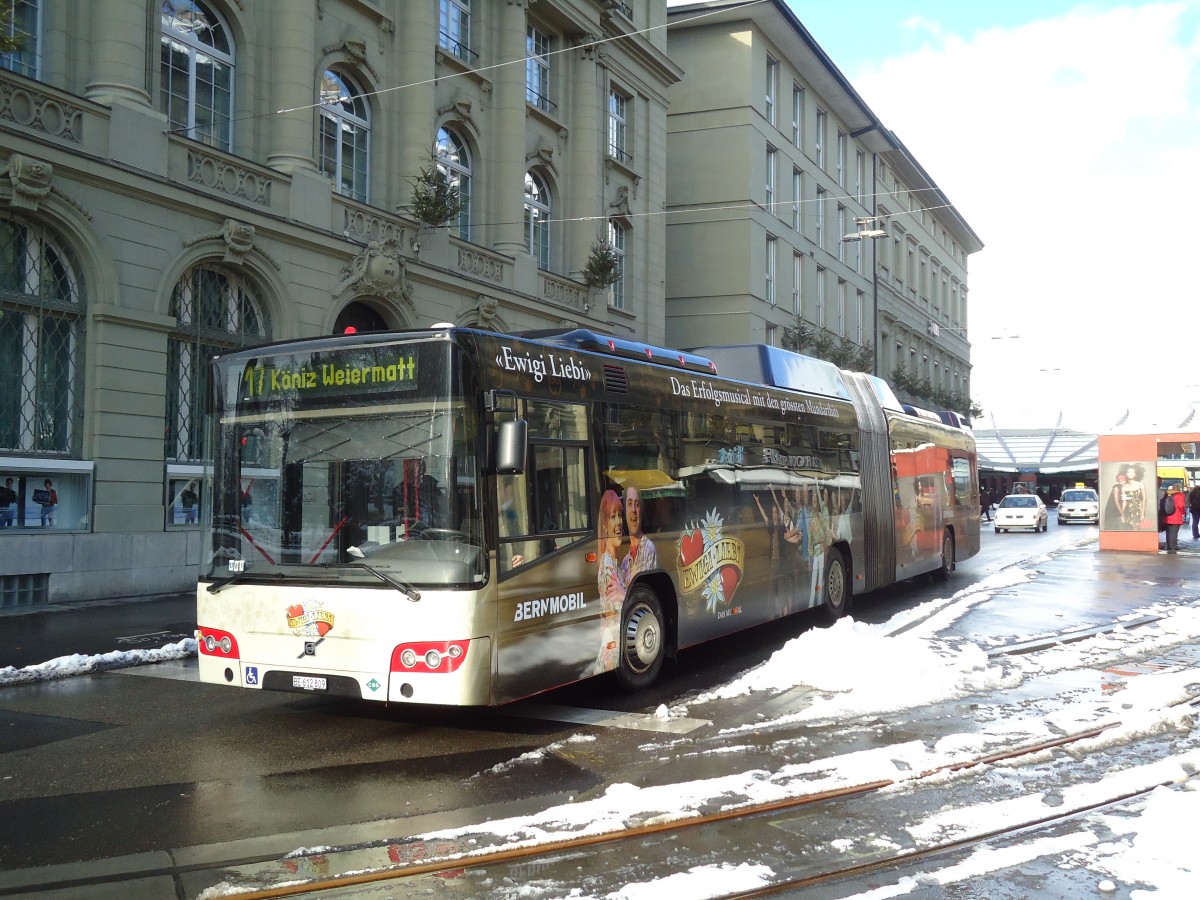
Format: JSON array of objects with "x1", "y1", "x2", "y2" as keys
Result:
[
  {"x1": 994, "y1": 494, "x2": 1048, "y2": 533},
  {"x1": 1057, "y1": 488, "x2": 1100, "y2": 525}
]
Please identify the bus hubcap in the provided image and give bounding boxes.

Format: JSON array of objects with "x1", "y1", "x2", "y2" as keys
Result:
[{"x1": 626, "y1": 606, "x2": 659, "y2": 668}]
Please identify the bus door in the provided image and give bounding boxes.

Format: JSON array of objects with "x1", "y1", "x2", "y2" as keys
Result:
[{"x1": 492, "y1": 398, "x2": 600, "y2": 702}]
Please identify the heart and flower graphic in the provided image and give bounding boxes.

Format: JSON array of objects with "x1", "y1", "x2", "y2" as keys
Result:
[
  {"x1": 677, "y1": 509, "x2": 744, "y2": 614},
  {"x1": 285, "y1": 602, "x2": 335, "y2": 638}
]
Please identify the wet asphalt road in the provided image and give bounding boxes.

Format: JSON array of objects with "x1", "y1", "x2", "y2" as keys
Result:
[{"x1": 0, "y1": 520, "x2": 1195, "y2": 896}]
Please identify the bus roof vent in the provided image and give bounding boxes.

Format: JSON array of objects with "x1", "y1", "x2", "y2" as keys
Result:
[{"x1": 603, "y1": 364, "x2": 629, "y2": 394}]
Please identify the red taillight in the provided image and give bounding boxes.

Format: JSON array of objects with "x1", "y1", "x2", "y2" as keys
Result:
[
  {"x1": 197, "y1": 627, "x2": 240, "y2": 658},
  {"x1": 390, "y1": 640, "x2": 470, "y2": 673}
]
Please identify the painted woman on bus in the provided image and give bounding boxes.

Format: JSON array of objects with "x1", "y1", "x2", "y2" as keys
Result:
[{"x1": 595, "y1": 489, "x2": 627, "y2": 671}]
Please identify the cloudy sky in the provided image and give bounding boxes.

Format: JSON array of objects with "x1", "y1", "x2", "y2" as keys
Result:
[{"x1": 786, "y1": 1, "x2": 1200, "y2": 431}]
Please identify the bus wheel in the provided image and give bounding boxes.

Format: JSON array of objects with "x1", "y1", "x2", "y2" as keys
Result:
[
  {"x1": 617, "y1": 586, "x2": 666, "y2": 691},
  {"x1": 935, "y1": 529, "x2": 955, "y2": 581},
  {"x1": 820, "y1": 549, "x2": 848, "y2": 625}
]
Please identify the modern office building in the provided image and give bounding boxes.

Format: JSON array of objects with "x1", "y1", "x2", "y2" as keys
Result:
[
  {"x1": 664, "y1": 1, "x2": 982, "y2": 412},
  {"x1": 0, "y1": 0, "x2": 679, "y2": 604}
]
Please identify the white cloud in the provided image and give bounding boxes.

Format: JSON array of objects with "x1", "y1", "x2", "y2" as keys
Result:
[{"x1": 851, "y1": 4, "x2": 1200, "y2": 430}]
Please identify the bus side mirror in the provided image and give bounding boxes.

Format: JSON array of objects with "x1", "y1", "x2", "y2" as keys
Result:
[{"x1": 496, "y1": 420, "x2": 528, "y2": 475}]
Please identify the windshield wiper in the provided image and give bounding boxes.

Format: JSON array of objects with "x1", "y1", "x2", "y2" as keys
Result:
[
  {"x1": 347, "y1": 560, "x2": 422, "y2": 602},
  {"x1": 206, "y1": 570, "x2": 284, "y2": 594}
]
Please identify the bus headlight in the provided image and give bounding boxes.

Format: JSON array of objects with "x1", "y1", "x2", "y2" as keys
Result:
[{"x1": 400, "y1": 648, "x2": 418, "y2": 668}]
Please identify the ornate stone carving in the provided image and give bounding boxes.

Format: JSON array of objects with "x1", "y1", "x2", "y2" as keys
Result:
[
  {"x1": 187, "y1": 150, "x2": 273, "y2": 205},
  {"x1": 527, "y1": 142, "x2": 555, "y2": 170},
  {"x1": 437, "y1": 97, "x2": 474, "y2": 129},
  {"x1": 184, "y1": 218, "x2": 280, "y2": 269},
  {"x1": 5, "y1": 154, "x2": 53, "y2": 212},
  {"x1": 342, "y1": 207, "x2": 405, "y2": 245},
  {"x1": 571, "y1": 33, "x2": 598, "y2": 61},
  {"x1": 339, "y1": 238, "x2": 413, "y2": 305},
  {"x1": 541, "y1": 273, "x2": 585, "y2": 311},
  {"x1": 322, "y1": 38, "x2": 378, "y2": 80},
  {"x1": 608, "y1": 184, "x2": 631, "y2": 219},
  {"x1": 0, "y1": 80, "x2": 84, "y2": 143},
  {"x1": 457, "y1": 247, "x2": 506, "y2": 283}
]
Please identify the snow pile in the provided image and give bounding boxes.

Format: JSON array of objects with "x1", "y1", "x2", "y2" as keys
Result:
[{"x1": 0, "y1": 638, "x2": 196, "y2": 686}]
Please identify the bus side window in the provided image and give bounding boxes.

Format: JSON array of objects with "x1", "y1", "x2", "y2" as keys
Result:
[
  {"x1": 498, "y1": 474, "x2": 530, "y2": 538},
  {"x1": 533, "y1": 445, "x2": 588, "y2": 533}
]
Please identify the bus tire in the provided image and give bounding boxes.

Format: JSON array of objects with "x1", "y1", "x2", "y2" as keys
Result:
[
  {"x1": 819, "y1": 549, "x2": 848, "y2": 625},
  {"x1": 935, "y1": 529, "x2": 955, "y2": 580},
  {"x1": 616, "y1": 586, "x2": 666, "y2": 692}
]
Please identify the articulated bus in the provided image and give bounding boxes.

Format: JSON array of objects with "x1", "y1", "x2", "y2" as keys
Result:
[{"x1": 196, "y1": 326, "x2": 979, "y2": 705}]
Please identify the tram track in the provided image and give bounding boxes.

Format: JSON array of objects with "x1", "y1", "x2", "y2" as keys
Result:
[{"x1": 205, "y1": 689, "x2": 1200, "y2": 899}]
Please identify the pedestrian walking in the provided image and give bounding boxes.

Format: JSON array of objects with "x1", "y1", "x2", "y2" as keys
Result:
[
  {"x1": 1162, "y1": 484, "x2": 1186, "y2": 553},
  {"x1": 1189, "y1": 484, "x2": 1200, "y2": 540},
  {"x1": 980, "y1": 488, "x2": 992, "y2": 523}
]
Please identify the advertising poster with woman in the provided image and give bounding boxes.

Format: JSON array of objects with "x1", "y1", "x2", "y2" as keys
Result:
[{"x1": 1101, "y1": 460, "x2": 1154, "y2": 531}]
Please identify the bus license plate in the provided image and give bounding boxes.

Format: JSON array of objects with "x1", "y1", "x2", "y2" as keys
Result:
[{"x1": 292, "y1": 675, "x2": 327, "y2": 691}]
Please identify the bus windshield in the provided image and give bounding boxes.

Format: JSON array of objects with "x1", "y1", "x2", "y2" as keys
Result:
[{"x1": 204, "y1": 337, "x2": 484, "y2": 588}]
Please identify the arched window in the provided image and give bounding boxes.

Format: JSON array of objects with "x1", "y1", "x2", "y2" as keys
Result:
[
  {"x1": 318, "y1": 70, "x2": 370, "y2": 202},
  {"x1": 524, "y1": 171, "x2": 550, "y2": 270},
  {"x1": 436, "y1": 127, "x2": 471, "y2": 240},
  {"x1": 165, "y1": 266, "x2": 268, "y2": 462},
  {"x1": 0, "y1": 214, "x2": 85, "y2": 454},
  {"x1": 160, "y1": 0, "x2": 234, "y2": 150}
]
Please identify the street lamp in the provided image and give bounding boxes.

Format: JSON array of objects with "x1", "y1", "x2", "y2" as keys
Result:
[
  {"x1": 840, "y1": 218, "x2": 887, "y2": 374},
  {"x1": 841, "y1": 229, "x2": 887, "y2": 241}
]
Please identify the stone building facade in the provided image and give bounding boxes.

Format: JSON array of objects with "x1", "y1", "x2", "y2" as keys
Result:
[
  {"x1": 0, "y1": 0, "x2": 679, "y2": 604},
  {"x1": 664, "y1": 1, "x2": 982, "y2": 408}
]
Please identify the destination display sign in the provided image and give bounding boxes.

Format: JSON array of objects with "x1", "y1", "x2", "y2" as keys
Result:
[{"x1": 235, "y1": 345, "x2": 421, "y2": 404}]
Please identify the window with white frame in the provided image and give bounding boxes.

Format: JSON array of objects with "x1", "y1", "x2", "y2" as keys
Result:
[
  {"x1": 439, "y1": 0, "x2": 473, "y2": 63},
  {"x1": 0, "y1": 214, "x2": 84, "y2": 456},
  {"x1": 608, "y1": 219, "x2": 626, "y2": 309},
  {"x1": 856, "y1": 290, "x2": 864, "y2": 344},
  {"x1": 765, "y1": 146, "x2": 776, "y2": 212},
  {"x1": 0, "y1": 0, "x2": 39, "y2": 77},
  {"x1": 815, "y1": 187, "x2": 825, "y2": 250},
  {"x1": 160, "y1": 0, "x2": 234, "y2": 150},
  {"x1": 318, "y1": 70, "x2": 369, "y2": 202},
  {"x1": 526, "y1": 24, "x2": 552, "y2": 112},
  {"x1": 608, "y1": 88, "x2": 630, "y2": 164},
  {"x1": 837, "y1": 278, "x2": 846, "y2": 336},
  {"x1": 856, "y1": 150, "x2": 865, "y2": 203},
  {"x1": 792, "y1": 251, "x2": 802, "y2": 314},
  {"x1": 791, "y1": 169, "x2": 802, "y2": 232},
  {"x1": 837, "y1": 205, "x2": 846, "y2": 262},
  {"x1": 765, "y1": 235, "x2": 776, "y2": 305},
  {"x1": 436, "y1": 126, "x2": 472, "y2": 240},
  {"x1": 765, "y1": 55, "x2": 778, "y2": 127},
  {"x1": 766, "y1": 324, "x2": 777, "y2": 347},
  {"x1": 524, "y1": 171, "x2": 551, "y2": 270},
  {"x1": 165, "y1": 265, "x2": 269, "y2": 463},
  {"x1": 837, "y1": 130, "x2": 847, "y2": 187},
  {"x1": 815, "y1": 266, "x2": 825, "y2": 327},
  {"x1": 791, "y1": 84, "x2": 803, "y2": 149},
  {"x1": 815, "y1": 108, "x2": 825, "y2": 168}
]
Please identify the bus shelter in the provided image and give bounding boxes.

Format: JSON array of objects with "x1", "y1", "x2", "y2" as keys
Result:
[{"x1": 1099, "y1": 432, "x2": 1200, "y2": 552}]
